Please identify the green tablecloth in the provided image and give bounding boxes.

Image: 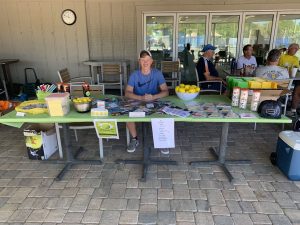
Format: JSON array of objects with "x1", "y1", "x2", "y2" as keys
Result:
[{"x1": 0, "y1": 95, "x2": 292, "y2": 126}]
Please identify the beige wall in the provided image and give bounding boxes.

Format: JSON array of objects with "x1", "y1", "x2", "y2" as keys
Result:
[
  {"x1": 0, "y1": 0, "x2": 89, "y2": 83},
  {"x1": 0, "y1": 0, "x2": 300, "y2": 84}
]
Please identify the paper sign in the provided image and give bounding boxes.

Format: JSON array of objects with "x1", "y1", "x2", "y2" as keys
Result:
[
  {"x1": 151, "y1": 118, "x2": 175, "y2": 149},
  {"x1": 93, "y1": 119, "x2": 119, "y2": 139},
  {"x1": 129, "y1": 112, "x2": 145, "y2": 117}
]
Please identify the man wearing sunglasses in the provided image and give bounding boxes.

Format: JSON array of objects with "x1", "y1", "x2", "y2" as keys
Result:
[{"x1": 125, "y1": 50, "x2": 169, "y2": 154}]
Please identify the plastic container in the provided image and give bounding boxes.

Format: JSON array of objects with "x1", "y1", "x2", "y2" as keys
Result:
[
  {"x1": 36, "y1": 90, "x2": 51, "y2": 100},
  {"x1": 276, "y1": 131, "x2": 300, "y2": 180},
  {"x1": 45, "y1": 93, "x2": 70, "y2": 116}
]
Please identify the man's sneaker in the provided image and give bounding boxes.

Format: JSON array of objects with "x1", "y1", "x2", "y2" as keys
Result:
[
  {"x1": 127, "y1": 138, "x2": 139, "y2": 153},
  {"x1": 160, "y1": 148, "x2": 170, "y2": 155}
]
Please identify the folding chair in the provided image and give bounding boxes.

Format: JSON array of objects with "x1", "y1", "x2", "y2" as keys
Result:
[{"x1": 195, "y1": 68, "x2": 223, "y2": 95}]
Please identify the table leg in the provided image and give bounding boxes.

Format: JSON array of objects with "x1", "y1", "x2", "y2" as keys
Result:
[
  {"x1": 189, "y1": 122, "x2": 250, "y2": 182},
  {"x1": 55, "y1": 124, "x2": 102, "y2": 181},
  {"x1": 115, "y1": 123, "x2": 177, "y2": 182},
  {"x1": 1, "y1": 64, "x2": 13, "y2": 96}
]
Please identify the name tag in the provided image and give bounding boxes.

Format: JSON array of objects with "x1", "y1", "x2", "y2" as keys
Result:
[{"x1": 129, "y1": 112, "x2": 145, "y2": 117}]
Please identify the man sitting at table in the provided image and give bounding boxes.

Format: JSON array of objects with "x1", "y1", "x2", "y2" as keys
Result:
[
  {"x1": 237, "y1": 44, "x2": 257, "y2": 75},
  {"x1": 196, "y1": 44, "x2": 226, "y2": 93},
  {"x1": 255, "y1": 49, "x2": 289, "y2": 80},
  {"x1": 279, "y1": 43, "x2": 300, "y2": 117},
  {"x1": 125, "y1": 50, "x2": 169, "y2": 154}
]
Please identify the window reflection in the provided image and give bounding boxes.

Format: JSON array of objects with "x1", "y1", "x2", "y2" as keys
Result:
[
  {"x1": 276, "y1": 14, "x2": 300, "y2": 59},
  {"x1": 146, "y1": 16, "x2": 174, "y2": 65},
  {"x1": 243, "y1": 15, "x2": 273, "y2": 65}
]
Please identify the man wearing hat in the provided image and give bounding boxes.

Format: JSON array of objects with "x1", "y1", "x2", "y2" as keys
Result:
[
  {"x1": 125, "y1": 50, "x2": 169, "y2": 154},
  {"x1": 196, "y1": 44, "x2": 226, "y2": 92}
]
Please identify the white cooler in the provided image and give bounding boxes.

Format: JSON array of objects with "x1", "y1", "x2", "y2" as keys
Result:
[{"x1": 276, "y1": 130, "x2": 300, "y2": 180}]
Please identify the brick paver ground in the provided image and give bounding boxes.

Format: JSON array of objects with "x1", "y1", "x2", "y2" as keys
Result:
[{"x1": 0, "y1": 122, "x2": 299, "y2": 224}]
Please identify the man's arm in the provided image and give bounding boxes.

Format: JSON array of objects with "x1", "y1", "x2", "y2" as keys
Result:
[
  {"x1": 125, "y1": 85, "x2": 142, "y2": 101},
  {"x1": 153, "y1": 83, "x2": 169, "y2": 99}
]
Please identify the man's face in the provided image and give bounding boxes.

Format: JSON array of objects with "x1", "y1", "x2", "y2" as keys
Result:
[
  {"x1": 244, "y1": 46, "x2": 253, "y2": 57},
  {"x1": 288, "y1": 45, "x2": 299, "y2": 56},
  {"x1": 204, "y1": 49, "x2": 215, "y2": 59},
  {"x1": 139, "y1": 56, "x2": 153, "y2": 69}
]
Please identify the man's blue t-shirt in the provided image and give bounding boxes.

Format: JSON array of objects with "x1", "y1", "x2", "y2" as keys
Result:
[{"x1": 127, "y1": 68, "x2": 166, "y2": 95}]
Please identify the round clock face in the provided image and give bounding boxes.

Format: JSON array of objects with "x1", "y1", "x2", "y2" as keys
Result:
[{"x1": 61, "y1": 9, "x2": 76, "y2": 25}]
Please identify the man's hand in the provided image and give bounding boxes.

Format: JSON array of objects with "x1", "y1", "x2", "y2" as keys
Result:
[{"x1": 142, "y1": 94, "x2": 154, "y2": 101}]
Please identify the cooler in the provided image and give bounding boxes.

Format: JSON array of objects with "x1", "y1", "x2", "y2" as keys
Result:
[{"x1": 276, "y1": 130, "x2": 300, "y2": 180}]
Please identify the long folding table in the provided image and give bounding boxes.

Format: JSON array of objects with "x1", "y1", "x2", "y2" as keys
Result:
[{"x1": 0, "y1": 95, "x2": 291, "y2": 181}]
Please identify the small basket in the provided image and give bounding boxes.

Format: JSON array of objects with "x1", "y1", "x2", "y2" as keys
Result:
[{"x1": 36, "y1": 90, "x2": 51, "y2": 100}]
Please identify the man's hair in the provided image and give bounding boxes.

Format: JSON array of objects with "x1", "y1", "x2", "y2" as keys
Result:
[
  {"x1": 267, "y1": 49, "x2": 281, "y2": 62},
  {"x1": 243, "y1": 44, "x2": 252, "y2": 53}
]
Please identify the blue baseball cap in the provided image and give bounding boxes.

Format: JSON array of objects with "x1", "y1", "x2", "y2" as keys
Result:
[{"x1": 201, "y1": 44, "x2": 217, "y2": 52}]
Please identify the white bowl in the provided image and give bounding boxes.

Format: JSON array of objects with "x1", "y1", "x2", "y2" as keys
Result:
[{"x1": 175, "y1": 91, "x2": 200, "y2": 101}]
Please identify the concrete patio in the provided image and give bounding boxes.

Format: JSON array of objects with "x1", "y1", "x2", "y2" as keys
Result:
[{"x1": 0, "y1": 122, "x2": 299, "y2": 225}]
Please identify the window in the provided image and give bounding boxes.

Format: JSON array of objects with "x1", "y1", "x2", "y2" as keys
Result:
[
  {"x1": 243, "y1": 14, "x2": 274, "y2": 65},
  {"x1": 210, "y1": 15, "x2": 240, "y2": 61},
  {"x1": 275, "y1": 14, "x2": 300, "y2": 58}
]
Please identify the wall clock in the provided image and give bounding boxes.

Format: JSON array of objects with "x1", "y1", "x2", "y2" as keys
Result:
[{"x1": 61, "y1": 9, "x2": 76, "y2": 25}]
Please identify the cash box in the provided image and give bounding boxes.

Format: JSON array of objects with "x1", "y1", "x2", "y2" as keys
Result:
[{"x1": 276, "y1": 131, "x2": 300, "y2": 180}]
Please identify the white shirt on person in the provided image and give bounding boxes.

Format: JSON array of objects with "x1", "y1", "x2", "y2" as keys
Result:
[
  {"x1": 237, "y1": 55, "x2": 257, "y2": 69},
  {"x1": 255, "y1": 65, "x2": 289, "y2": 80}
]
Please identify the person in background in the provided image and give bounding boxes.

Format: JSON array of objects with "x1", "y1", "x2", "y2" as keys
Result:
[
  {"x1": 255, "y1": 49, "x2": 289, "y2": 80},
  {"x1": 237, "y1": 44, "x2": 257, "y2": 75},
  {"x1": 278, "y1": 43, "x2": 300, "y2": 117},
  {"x1": 196, "y1": 44, "x2": 226, "y2": 93},
  {"x1": 182, "y1": 43, "x2": 196, "y2": 83},
  {"x1": 125, "y1": 50, "x2": 170, "y2": 154}
]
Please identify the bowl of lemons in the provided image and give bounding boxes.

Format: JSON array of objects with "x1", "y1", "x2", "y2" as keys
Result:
[
  {"x1": 73, "y1": 97, "x2": 92, "y2": 113},
  {"x1": 175, "y1": 84, "x2": 200, "y2": 101}
]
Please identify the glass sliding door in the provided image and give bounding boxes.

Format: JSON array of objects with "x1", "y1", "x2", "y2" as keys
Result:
[
  {"x1": 210, "y1": 15, "x2": 240, "y2": 64},
  {"x1": 145, "y1": 15, "x2": 175, "y2": 67},
  {"x1": 275, "y1": 14, "x2": 300, "y2": 58},
  {"x1": 178, "y1": 15, "x2": 207, "y2": 61},
  {"x1": 243, "y1": 14, "x2": 274, "y2": 65},
  {"x1": 177, "y1": 14, "x2": 207, "y2": 82}
]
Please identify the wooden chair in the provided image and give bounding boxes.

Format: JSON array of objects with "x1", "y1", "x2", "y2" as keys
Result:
[
  {"x1": 57, "y1": 68, "x2": 93, "y2": 84},
  {"x1": 161, "y1": 60, "x2": 181, "y2": 89},
  {"x1": 56, "y1": 84, "x2": 105, "y2": 159},
  {"x1": 195, "y1": 68, "x2": 223, "y2": 95},
  {"x1": 70, "y1": 84, "x2": 105, "y2": 98},
  {"x1": 97, "y1": 63, "x2": 123, "y2": 96}
]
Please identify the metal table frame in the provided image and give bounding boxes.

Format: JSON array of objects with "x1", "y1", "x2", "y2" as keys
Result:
[
  {"x1": 0, "y1": 95, "x2": 292, "y2": 182},
  {"x1": 116, "y1": 122, "x2": 176, "y2": 181}
]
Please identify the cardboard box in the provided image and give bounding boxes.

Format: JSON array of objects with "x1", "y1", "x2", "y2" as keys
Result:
[
  {"x1": 23, "y1": 123, "x2": 58, "y2": 160},
  {"x1": 248, "y1": 89, "x2": 291, "y2": 104}
]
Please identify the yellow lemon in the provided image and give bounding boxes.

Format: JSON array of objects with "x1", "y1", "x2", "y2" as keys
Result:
[
  {"x1": 179, "y1": 83, "x2": 185, "y2": 87},
  {"x1": 196, "y1": 87, "x2": 200, "y2": 92},
  {"x1": 189, "y1": 88, "x2": 196, "y2": 93},
  {"x1": 175, "y1": 86, "x2": 180, "y2": 92},
  {"x1": 178, "y1": 87, "x2": 186, "y2": 93},
  {"x1": 185, "y1": 85, "x2": 190, "y2": 90},
  {"x1": 191, "y1": 85, "x2": 197, "y2": 88}
]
